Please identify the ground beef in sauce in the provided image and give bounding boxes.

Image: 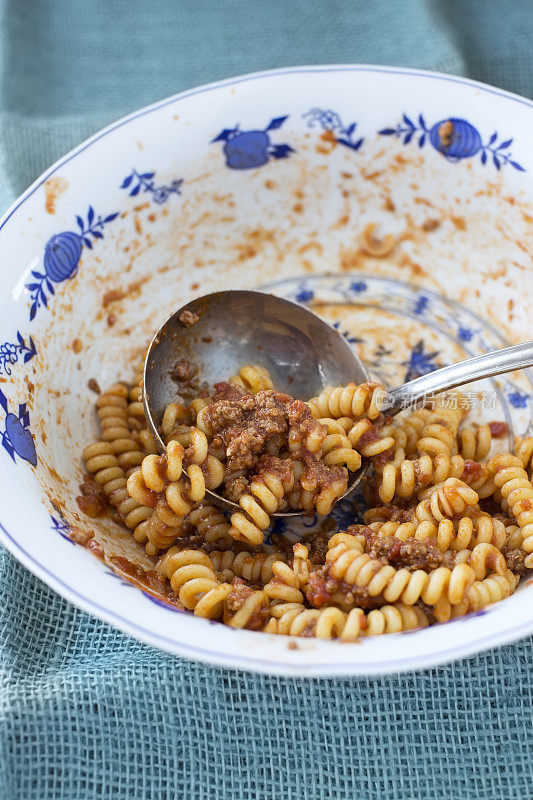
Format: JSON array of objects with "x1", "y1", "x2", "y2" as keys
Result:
[
  {"x1": 178, "y1": 310, "x2": 199, "y2": 327},
  {"x1": 363, "y1": 504, "x2": 414, "y2": 524},
  {"x1": 372, "y1": 447, "x2": 394, "y2": 469},
  {"x1": 76, "y1": 475, "x2": 108, "y2": 517},
  {"x1": 346, "y1": 525, "x2": 453, "y2": 571},
  {"x1": 305, "y1": 566, "x2": 384, "y2": 610},
  {"x1": 502, "y1": 548, "x2": 527, "y2": 575},
  {"x1": 291, "y1": 447, "x2": 347, "y2": 493},
  {"x1": 225, "y1": 577, "x2": 269, "y2": 630},
  {"x1": 169, "y1": 359, "x2": 197, "y2": 383},
  {"x1": 223, "y1": 473, "x2": 250, "y2": 503},
  {"x1": 488, "y1": 421, "x2": 508, "y2": 438},
  {"x1": 255, "y1": 454, "x2": 294, "y2": 483},
  {"x1": 357, "y1": 425, "x2": 381, "y2": 449},
  {"x1": 203, "y1": 390, "x2": 292, "y2": 472},
  {"x1": 287, "y1": 398, "x2": 326, "y2": 445},
  {"x1": 212, "y1": 381, "x2": 248, "y2": 402},
  {"x1": 305, "y1": 531, "x2": 331, "y2": 565},
  {"x1": 462, "y1": 460, "x2": 485, "y2": 479}
]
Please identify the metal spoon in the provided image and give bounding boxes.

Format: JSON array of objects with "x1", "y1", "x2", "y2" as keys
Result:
[{"x1": 143, "y1": 290, "x2": 533, "y2": 517}]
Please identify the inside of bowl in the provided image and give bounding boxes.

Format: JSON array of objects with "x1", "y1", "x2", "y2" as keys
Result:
[{"x1": 1, "y1": 68, "x2": 532, "y2": 670}]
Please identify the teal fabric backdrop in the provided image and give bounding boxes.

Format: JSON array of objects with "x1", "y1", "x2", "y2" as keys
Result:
[{"x1": 1, "y1": 1, "x2": 532, "y2": 798}]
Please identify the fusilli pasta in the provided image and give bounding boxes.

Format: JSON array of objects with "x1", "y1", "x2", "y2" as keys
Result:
[{"x1": 77, "y1": 368, "x2": 532, "y2": 642}]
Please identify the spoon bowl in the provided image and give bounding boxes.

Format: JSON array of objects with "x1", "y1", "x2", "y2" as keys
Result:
[{"x1": 143, "y1": 290, "x2": 370, "y2": 516}]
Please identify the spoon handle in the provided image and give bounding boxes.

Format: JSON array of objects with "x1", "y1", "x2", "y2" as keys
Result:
[{"x1": 387, "y1": 340, "x2": 533, "y2": 415}]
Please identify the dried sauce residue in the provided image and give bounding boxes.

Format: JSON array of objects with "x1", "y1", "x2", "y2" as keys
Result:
[
  {"x1": 44, "y1": 177, "x2": 68, "y2": 214},
  {"x1": 102, "y1": 277, "x2": 148, "y2": 308}
]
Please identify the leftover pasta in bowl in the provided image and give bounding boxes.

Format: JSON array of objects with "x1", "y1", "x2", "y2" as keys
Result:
[{"x1": 0, "y1": 65, "x2": 531, "y2": 675}]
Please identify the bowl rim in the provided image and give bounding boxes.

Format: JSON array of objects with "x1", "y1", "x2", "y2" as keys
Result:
[{"x1": 1, "y1": 63, "x2": 532, "y2": 676}]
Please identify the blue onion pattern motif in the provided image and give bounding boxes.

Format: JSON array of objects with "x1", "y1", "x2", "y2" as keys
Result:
[
  {"x1": 0, "y1": 388, "x2": 36, "y2": 465},
  {"x1": 413, "y1": 296, "x2": 429, "y2": 315},
  {"x1": 429, "y1": 119, "x2": 481, "y2": 159},
  {"x1": 295, "y1": 288, "x2": 314, "y2": 303},
  {"x1": 212, "y1": 116, "x2": 294, "y2": 170},
  {"x1": 402, "y1": 340, "x2": 442, "y2": 383},
  {"x1": 508, "y1": 389, "x2": 529, "y2": 409},
  {"x1": 26, "y1": 206, "x2": 119, "y2": 320},
  {"x1": 303, "y1": 108, "x2": 364, "y2": 151},
  {"x1": 50, "y1": 512, "x2": 74, "y2": 544},
  {"x1": 332, "y1": 321, "x2": 362, "y2": 345},
  {"x1": 44, "y1": 231, "x2": 82, "y2": 283},
  {"x1": 120, "y1": 169, "x2": 183, "y2": 203},
  {"x1": 0, "y1": 331, "x2": 36, "y2": 376},
  {"x1": 379, "y1": 114, "x2": 524, "y2": 171}
]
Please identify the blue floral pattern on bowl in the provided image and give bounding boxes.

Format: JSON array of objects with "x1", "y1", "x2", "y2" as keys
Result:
[
  {"x1": 212, "y1": 116, "x2": 294, "y2": 169},
  {"x1": 26, "y1": 206, "x2": 119, "y2": 320},
  {"x1": 0, "y1": 331, "x2": 36, "y2": 376},
  {"x1": 50, "y1": 512, "x2": 73, "y2": 544},
  {"x1": 303, "y1": 108, "x2": 364, "y2": 151},
  {"x1": 379, "y1": 114, "x2": 525, "y2": 171},
  {"x1": 262, "y1": 272, "x2": 533, "y2": 442},
  {"x1": 120, "y1": 169, "x2": 183, "y2": 203},
  {"x1": 0, "y1": 387, "x2": 36, "y2": 465}
]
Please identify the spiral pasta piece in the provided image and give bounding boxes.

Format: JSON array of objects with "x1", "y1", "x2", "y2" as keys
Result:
[
  {"x1": 452, "y1": 571, "x2": 519, "y2": 614},
  {"x1": 288, "y1": 420, "x2": 326, "y2": 454},
  {"x1": 96, "y1": 383, "x2": 130, "y2": 442},
  {"x1": 97, "y1": 381, "x2": 146, "y2": 474},
  {"x1": 390, "y1": 515, "x2": 506, "y2": 552},
  {"x1": 320, "y1": 432, "x2": 362, "y2": 471},
  {"x1": 210, "y1": 550, "x2": 286, "y2": 584},
  {"x1": 142, "y1": 498, "x2": 190, "y2": 555},
  {"x1": 458, "y1": 424, "x2": 492, "y2": 461},
  {"x1": 489, "y1": 453, "x2": 533, "y2": 565},
  {"x1": 515, "y1": 436, "x2": 533, "y2": 473},
  {"x1": 308, "y1": 382, "x2": 388, "y2": 421},
  {"x1": 453, "y1": 542, "x2": 507, "y2": 580},
  {"x1": 414, "y1": 401, "x2": 465, "y2": 457},
  {"x1": 326, "y1": 541, "x2": 475, "y2": 605},
  {"x1": 127, "y1": 435, "x2": 217, "y2": 554},
  {"x1": 400, "y1": 407, "x2": 433, "y2": 455},
  {"x1": 127, "y1": 371, "x2": 146, "y2": 433},
  {"x1": 370, "y1": 421, "x2": 407, "y2": 474},
  {"x1": 229, "y1": 365, "x2": 273, "y2": 394},
  {"x1": 504, "y1": 523, "x2": 523, "y2": 550},
  {"x1": 416, "y1": 423, "x2": 456, "y2": 457},
  {"x1": 229, "y1": 468, "x2": 293, "y2": 546},
  {"x1": 267, "y1": 602, "x2": 427, "y2": 639},
  {"x1": 366, "y1": 520, "x2": 419, "y2": 542},
  {"x1": 161, "y1": 402, "x2": 190, "y2": 441},
  {"x1": 264, "y1": 560, "x2": 305, "y2": 604},
  {"x1": 347, "y1": 419, "x2": 396, "y2": 458},
  {"x1": 415, "y1": 478, "x2": 479, "y2": 525},
  {"x1": 377, "y1": 453, "x2": 465, "y2": 504},
  {"x1": 82, "y1": 441, "x2": 152, "y2": 542},
  {"x1": 377, "y1": 451, "x2": 496, "y2": 506},
  {"x1": 188, "y1": 504, "x2": 233, "y2": 549},
  {"x1": 157, "y1": 548, "x2": 231, "y2": 617},
  {"x1": 138, "y1": 428, "x2": 158, "y2": 455},
  {"x1": 364, "y1": 604, "x2": 429, "y2": 635}
]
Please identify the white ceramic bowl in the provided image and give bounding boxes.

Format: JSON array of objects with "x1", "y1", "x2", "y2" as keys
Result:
[{"x1": 0, "y1": 65, "x2": 532, "y2": 676}]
